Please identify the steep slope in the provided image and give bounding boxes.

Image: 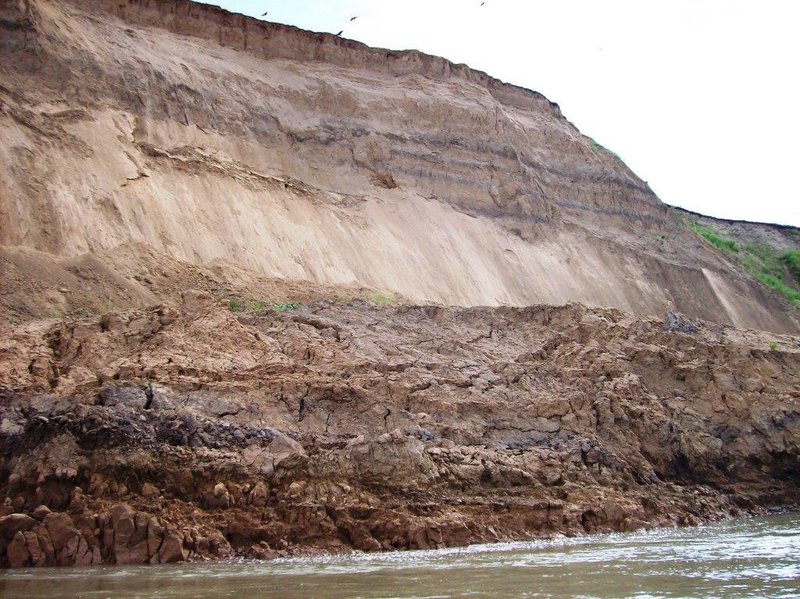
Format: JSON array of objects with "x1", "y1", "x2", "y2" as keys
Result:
[
  {"x1": 0, "y1": 0, "x2": 797, "y2": 332},
  {"x1": 1, "y1": 0, "x2": 800, "y2": 569}
]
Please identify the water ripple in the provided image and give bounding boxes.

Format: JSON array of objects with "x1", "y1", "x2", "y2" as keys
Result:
[{"x1": 1, "y1": 514, "x2": 798, "y2": 599}]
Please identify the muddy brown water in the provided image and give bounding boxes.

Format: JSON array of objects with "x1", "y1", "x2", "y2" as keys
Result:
[{"x1": 1, "y1": 514, "x2": 798, "y2": 598}]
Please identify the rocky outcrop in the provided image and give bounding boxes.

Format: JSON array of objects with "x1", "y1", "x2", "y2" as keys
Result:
[
  {"x1": 0, "y1": 0, "x2": 798, "y2": 571},
  {"x1": 1, "y1": 293, "x2": 798, "y2": 566},
  {"x1": 0, "y1": 502, "x2": 227, "y2": 567},
  {"x1": 0, "y1": 0, "x2": 798, "y2": 332}
]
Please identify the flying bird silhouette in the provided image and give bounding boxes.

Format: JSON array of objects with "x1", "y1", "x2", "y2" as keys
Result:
[
  {"x1": 261, "y1": 11, "x2": 267, "y2": 16},
  {"x1": 336, "y1": 30, "x2": 344, "y2": 36}
]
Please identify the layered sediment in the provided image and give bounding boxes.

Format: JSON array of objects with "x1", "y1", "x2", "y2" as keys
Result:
[
  {"x1": 1, "y1": 294, "x2": 798, "y2": 567},
  {"x1": 1, "y1": 0, "x2": 799, "y2": 569},
  {"x1": 0, "y1": 0, "x2": 798, "y2": 331}
]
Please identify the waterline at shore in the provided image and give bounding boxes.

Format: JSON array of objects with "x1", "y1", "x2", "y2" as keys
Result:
[{"x1": 2, "y1": 514, "x2": 798, "y2": 598}]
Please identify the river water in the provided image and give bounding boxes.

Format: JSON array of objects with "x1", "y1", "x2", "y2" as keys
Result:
[{"x1": 1, "y1": 514, "x2": 798, "y2": 598}]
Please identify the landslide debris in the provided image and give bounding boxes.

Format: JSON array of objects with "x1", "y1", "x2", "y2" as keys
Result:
[{"x1": 1, "y1": 293, "x2": 798, "y2": 567}]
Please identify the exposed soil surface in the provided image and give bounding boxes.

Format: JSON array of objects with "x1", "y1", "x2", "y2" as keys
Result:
[
  {"x1": 1, "y1": 0, "x2": 798, "y2": 332},
  {"x1": 1, "y1": 294, "x2": 798, "y2": 566},
  {"x1": 1, "y1": 0, "x2": 799, "y2": 569}
]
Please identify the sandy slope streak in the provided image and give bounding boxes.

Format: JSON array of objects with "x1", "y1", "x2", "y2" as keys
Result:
[
  {"x1": 0, "y1": 295, "x2": 799, "y2": 566},
  {"x1": 0, "y1": 0, "x2": 797, "y2": 331}
]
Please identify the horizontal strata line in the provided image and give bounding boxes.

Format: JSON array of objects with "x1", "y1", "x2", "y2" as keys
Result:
[{"x1": 81, "y1": 0, "x2": 565, "y2": 117}]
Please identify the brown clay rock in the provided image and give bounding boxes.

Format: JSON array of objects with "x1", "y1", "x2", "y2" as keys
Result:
[
  {"x1": 158, "y1": 531, "x2": 188, "y2": 564},
  {"x1": 0, "y1": 288, "x2": 799, "y2": 568},
  {"x1": 342, "y1": 432, "x2": 439, "y2": 488}
]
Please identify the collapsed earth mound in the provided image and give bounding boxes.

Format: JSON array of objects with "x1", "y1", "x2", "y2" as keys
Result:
[{"x1": 1, "y1": 295, "x2": 798, "y2": 566}]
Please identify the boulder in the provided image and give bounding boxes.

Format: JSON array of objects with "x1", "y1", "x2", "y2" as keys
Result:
[
  {"x1": 270, "y1": 434, "x2": 309, "y2": 471},
  {"x1": 344, "y1": 432, "x2": 439, "y2": 488},
  {"x1": 248, "y1": 482, "x2": 269, "y2": 507},
  {"x1": 32, "y1": 505, "x2": 52, "y2": 521},
  {"x1": 99, "y1": 384, "x2": 148, "y2": 408},
  {"x1": 0, "y1": 513, "x2": 38, "y2": 540},
  {"x1": 6, "y1": 532, "x2": 32, "y2": 568},
  {"x1": 43, "y1": 512, "x2": 84, "y2": 566},
  {"x1": 23, "y1": 530, "x2": 47, "y2": 567},
  {"x1": 158, "y1": 531, "x2": 187, "y2": 564}
]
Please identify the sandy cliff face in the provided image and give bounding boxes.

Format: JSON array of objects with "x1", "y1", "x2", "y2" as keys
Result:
[
  {"x1": 0, "y1": 0, "x2": 797, "y2": 331},
  {"x1": 1, "y1": 0, "x2": 799, "y2": 569}
]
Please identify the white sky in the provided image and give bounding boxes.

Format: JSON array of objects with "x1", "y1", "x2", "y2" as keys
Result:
[{"x1": 200, "y1": 1, "x2": 800, "y2": 226}]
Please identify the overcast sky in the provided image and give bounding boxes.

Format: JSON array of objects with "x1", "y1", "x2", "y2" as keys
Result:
[{"x1": 200, "y1": 1, "x2": 799, "y2": 226}]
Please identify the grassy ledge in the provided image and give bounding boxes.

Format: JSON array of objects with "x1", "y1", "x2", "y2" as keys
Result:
[{"x1": 688, "y1": 221, "x2": 800, "y2": 309}]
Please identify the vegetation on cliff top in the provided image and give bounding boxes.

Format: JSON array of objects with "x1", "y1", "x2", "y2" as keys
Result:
[{"x1": 688, "y1": 221, "x2": 800, "y2": 309}]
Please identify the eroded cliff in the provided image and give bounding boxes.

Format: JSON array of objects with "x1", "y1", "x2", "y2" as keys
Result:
[
  {"x1": 0, "y1": 0, "x2": 798, "y2": 331},
  {"x1": 1, "y1": 295, "x2": 799, "y2": 567},
  {"x1": 1, "y1": 0, "x2": 800, "y2": 569}
]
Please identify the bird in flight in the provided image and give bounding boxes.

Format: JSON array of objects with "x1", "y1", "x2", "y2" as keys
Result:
[
  {"x1": 261, "y1": 11, "x2": 267, "y2": 16},
  {"x1": 480, "y1": 2, "x2": 485, "y2": 5},
  {"x1": 336, "y1": 30, "x2": 344, "y2": 36},
  {"x1": 350, "y1": 16, "x2": 358, "y2": 22}
]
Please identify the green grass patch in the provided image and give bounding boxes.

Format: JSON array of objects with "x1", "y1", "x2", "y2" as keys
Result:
[
  {"x1": 751, "y1": 272, "x2": 800, "y2": 309},
  {"x1": 227, "y1": 299, "x2": 245, "y2": 313},
  {"x1": 367, "y1": 292, "x2": 398, "y2": 306},
  {"x1": 227, "y1": 296, "x2": 304, "y2": 313},
  {"x1": 229, "y1": 298, "x2": 265, "y2": 313},
  {"x1": 688, "y1": 221, "x2": 739, "y2": 254},
  {"x1": 744, "y1": 244, "x2": 785, "y2": 278},
  {"x1": 781, "y1": 250, "x2": 800, "y2": 282},
  {"x1": 687, "y1": 220, "x2": 800, "y2": 311},
  {"x1": 272, "y1": 302, "x2": 301, "y2": 312}
]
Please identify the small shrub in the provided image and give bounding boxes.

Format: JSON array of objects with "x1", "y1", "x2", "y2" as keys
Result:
[
  {"x1": 769, "y1": 341, "x2": 778, "y2": 351},
  {"x1": 588, "y1": 139, "x2": 603, "y2": 152},
  {"x1": 368, "y1": 292, "x2": 397, "y2": 306},
  {"x1": 586, "y1": 137, "x2": 621, "y2": 160},
  {"x1": 229, "y1": 298, "x2": 270, "y2": 313},
  {"x1": 272, "y1": 302, "x2": 301, "y2": 312}
]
